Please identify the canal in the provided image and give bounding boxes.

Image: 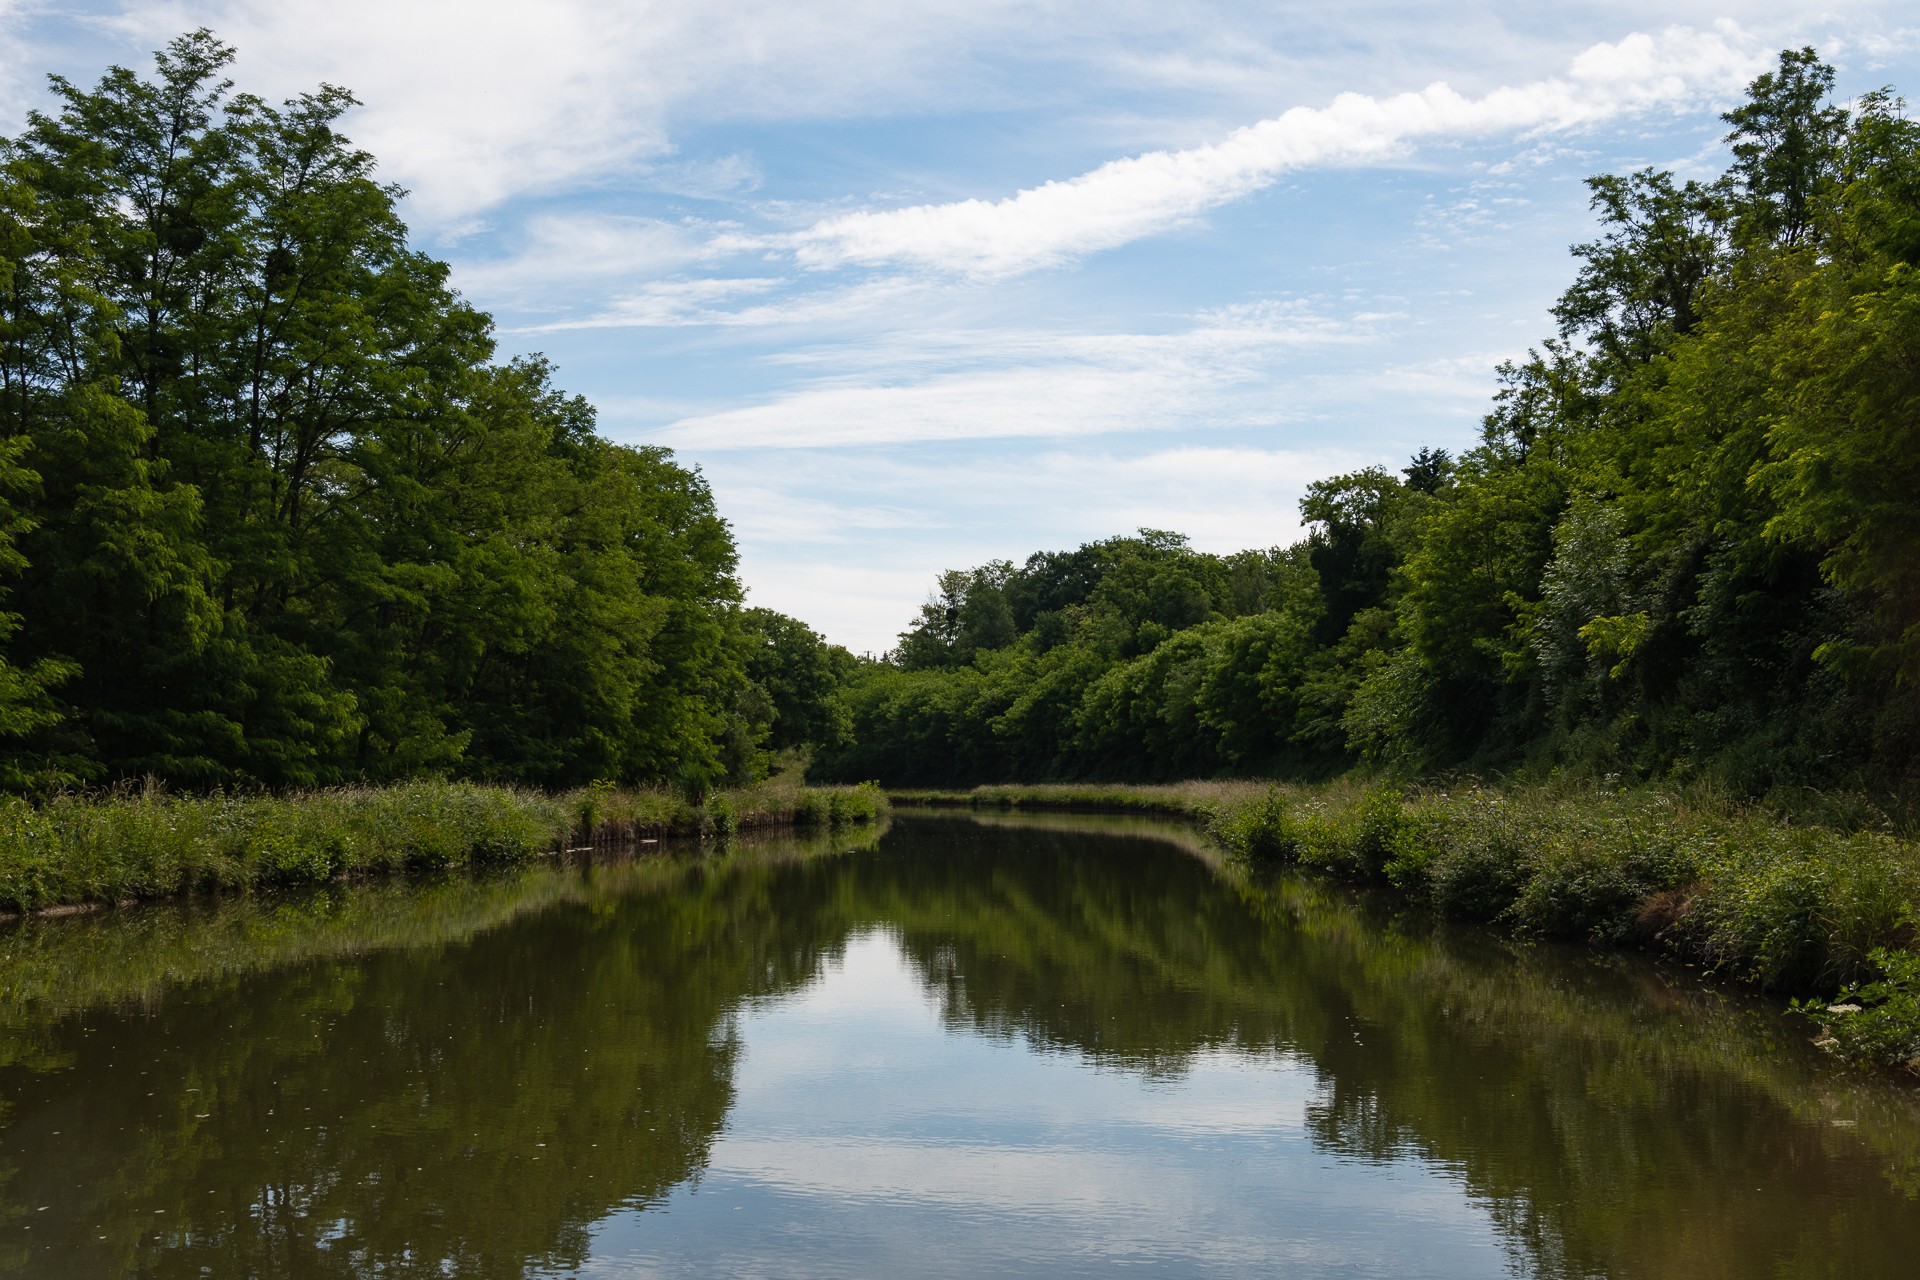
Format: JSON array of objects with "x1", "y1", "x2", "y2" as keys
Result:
[{"x1": 2, "y1": 812, "x2": 1916, "y2": 1276}]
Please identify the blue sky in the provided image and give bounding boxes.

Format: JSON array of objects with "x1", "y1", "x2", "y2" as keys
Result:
[{"x1": 5, "y1": 3, "x2": 1918, "y2": 653}]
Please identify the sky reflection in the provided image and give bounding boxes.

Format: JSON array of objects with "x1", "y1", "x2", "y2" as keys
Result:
[{"x1": 581, "y1": 930, "x2": 1510, "y2": 1278}]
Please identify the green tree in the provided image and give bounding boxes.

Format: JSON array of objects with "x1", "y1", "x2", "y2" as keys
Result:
[
  {"x1": 0, "y1": 31, "x2": 759, "y2": 791},
  {"x1": 1721, "y1": 46, "x2": 1848, "y2": 249},
  {"x1": 740, "y1": 607, "x2": 855, "y2": 752}
]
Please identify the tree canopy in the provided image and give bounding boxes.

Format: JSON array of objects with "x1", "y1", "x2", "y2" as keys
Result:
[
  {"x1": 0, "y1": 31, "x2": 850, "y2": 791},
  {"x1": 815, "y1": 48, "x2": 1920, "y2": 802},
  {"x1": 8, "y1": 39, "x2": 1914, "y2": 805}
]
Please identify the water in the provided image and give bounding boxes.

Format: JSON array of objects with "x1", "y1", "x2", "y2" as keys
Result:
[{"x1": 1, "y1": 812, "x2": 1917, "y2": 1277}]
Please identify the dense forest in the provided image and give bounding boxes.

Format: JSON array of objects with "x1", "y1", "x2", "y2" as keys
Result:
[
  {"x1": 6, "y1": 38, "x2": 1918, "y2": 807},
  {"x1": 816, "y1": 49, "x2": 1920, "y2": 802},
  {"x1": 0, "y1": 33, "x2": 847, "y2": 792}
]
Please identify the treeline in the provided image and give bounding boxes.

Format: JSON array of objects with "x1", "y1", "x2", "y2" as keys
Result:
[
  {"x1": 0, "y1": 33, "x2": 851, "y2": 792},
  {"x1": 816, "y1": 49, "x2": 1920, "y2": 802}
]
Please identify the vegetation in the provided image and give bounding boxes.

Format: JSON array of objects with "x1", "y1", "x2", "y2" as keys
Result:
[
  {"x1": 0, "y1": 818, "x2": 885, "y2": 1024},
  {"x1": 0, "y1": 778, "x2": 886, "y2": 913},
  {"x1": 899, "y1": 779, "x2": 1920, "y2": 1071},
  {"x1": 817, "y1": 50, "x2": 1920, "y2": 810},
  {"x1": 5, "y1": 34, "x2": 1918, "y2": 1072},
  {"x1": 817, "y1": 50, "x2": 1920, "y2": 1070},
  {"x1": 0, "y1": 32, "x2": 854, "y2": 794}
]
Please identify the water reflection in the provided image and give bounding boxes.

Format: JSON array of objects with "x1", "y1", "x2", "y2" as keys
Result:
[
  {"x1": 587, "y1": 931, "x2": 1514, "y2": 1277},
  {"x1": 1, "y1": 814, "x2": 1916, "y2": 1277}
]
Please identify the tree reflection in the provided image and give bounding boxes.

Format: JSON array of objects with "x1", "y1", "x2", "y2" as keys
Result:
[{"x1": 1, "y1": 814, "x2": 1917, "y2": 1278}]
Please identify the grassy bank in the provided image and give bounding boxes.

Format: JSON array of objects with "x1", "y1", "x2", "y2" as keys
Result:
[
  {"x1": 0, "y1": 779, "x2": 887, "y2": 915},
  {"x1": 574, "y1": 777, "x2": 887, "y2": 842},
  {"x1": 0, "y1": 819, "x2": 889, "y2": 1037},
  {"x1": 895, "y1": 781, "x2": 1920, "y2": 1073}
]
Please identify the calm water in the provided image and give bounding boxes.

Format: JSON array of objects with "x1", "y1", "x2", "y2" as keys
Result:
[{"x1": 2, "y1": 812, "x2": 1918, "y2": 1277}]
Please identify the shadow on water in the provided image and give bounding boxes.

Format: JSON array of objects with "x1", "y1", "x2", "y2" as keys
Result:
[{"x1": 0, "y1": 811, "x2": 1917, "y2": 1277}]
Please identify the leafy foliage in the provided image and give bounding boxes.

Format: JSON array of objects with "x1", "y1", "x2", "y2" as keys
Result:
[
  {"x1": 819, "y1": 48, "x2": 1920, "y2": 811},
  {"x1": 0, "y1": 33, "x2": 857, "y2": 791}
]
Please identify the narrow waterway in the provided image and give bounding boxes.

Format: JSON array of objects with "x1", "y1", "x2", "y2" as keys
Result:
[{"x1": 2, "y1": 812, "x2": 1916, "y2": 1277}]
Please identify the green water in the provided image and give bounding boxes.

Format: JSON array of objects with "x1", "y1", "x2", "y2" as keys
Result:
[{"x1": 1, "y1": 812, "x2": 1916, "y2": 1277}]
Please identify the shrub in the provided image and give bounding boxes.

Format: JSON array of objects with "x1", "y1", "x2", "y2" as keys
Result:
[
  {"x1": 1795, "y1": 940, "x2": 1920, "y2": 1073},
  {"x1": 1205, "y1": 788, "x2": 1299, "y2": 863}
]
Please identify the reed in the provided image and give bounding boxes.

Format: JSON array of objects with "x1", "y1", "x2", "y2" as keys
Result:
[{"x1": 0, "y1": 779, "x2": 888, "y2": 914}]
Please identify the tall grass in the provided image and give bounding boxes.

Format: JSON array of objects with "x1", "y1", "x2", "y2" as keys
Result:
[
  {"x1": 896, "y1": 780, "x2": 1920, "y2": 1072},
  {"x1": 0, "y1": 779, "x2": 888, "y2": 915},
  {"x1": 889, "y1": 780, "x2": 1279, "y2": 815},
  {"x1": 0, "y1": 818, "x2": 890, "y2": 1031},
  {"x1": 575, "y1": 779, "x2": 886, "y2": 843}
]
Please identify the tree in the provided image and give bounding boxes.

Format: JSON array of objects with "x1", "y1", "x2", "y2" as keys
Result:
[
  {"x1": 1721, "y1": 47, "x2": 1848, "y2": 249},
  {"x1": 1554, "y1": 169, "x2": 1723, "y2": 370},
  {"x1": 740, "y1": 608, "x2": 855, "y2": 752},
  {"x1": 1299, "y1": 467, "x2": 1405, "y2": 645},
  {"x1": 0, "y1": 32, "x2": 760, "y2": 791}
]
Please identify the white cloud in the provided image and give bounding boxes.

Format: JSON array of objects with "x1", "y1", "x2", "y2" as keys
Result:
[
  {"x1": 736, "y1": 561, "x2": 949, "y2": 655},
  {"x1": 0, "y1": 1, "x2": 41, "y2": 117},
  {"x1": 1010, "y1": 446, "x2": 1335, "y2": 550},
  {"x1": 103, "y1": 0, "x2": 1059, "y2": 223},
  {"x1": 518, "y1": 274, "x2": 937, "y2": 333},
  {"x1": 116, "y1": 2, "x2": 668, "y2": 221},
  {"x1": 665, "y1": 364, "x2": 1214, "y2": 450},
  {"x1": 17, "y1": 3, "x2": 1903, "y2": 234},
  {"x1": 640, "y1": 152, "x2": 764, "y2": 200},
  {"x1": 711, "y1": 443, "x2": 1360, "y2": 651},
  {"x1": 720, "y1": 486, "x2": 934, "y2": 546},
  {"x1": 647, "y1": 302, "x2": 1392, "y2": 450},
  {"x1": 522, "y1": 276, "x2": 788, "y2": 330},
  {"x1": 450, "y1": 214, "x2": 717, "y2": 301},
  {"x1": 1368, "y1": 350, "x2": 1526, "y2": 408},
  {"x1": 774, "y1": 26, "x2": 1765, "y2": 278}
]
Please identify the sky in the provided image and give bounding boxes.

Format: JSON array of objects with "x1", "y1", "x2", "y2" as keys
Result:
[{"x1": 4, "y1": 3, "x2": 1918, "y2": 654}]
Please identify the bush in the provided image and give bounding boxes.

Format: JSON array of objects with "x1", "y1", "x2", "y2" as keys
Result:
[
  {"x1": 1205, "y1": 788, "x2": 1299, "y2": 863},
  {"x1": 1502, "y1": 807, "x2": 1692, "y2": 943},
  {"x1": 1689, "y1": 827, "x2": 1920, "y2": 989},
  {"x1": 1795, "y1": 939, "x2": 1920, "y2": 1073}
]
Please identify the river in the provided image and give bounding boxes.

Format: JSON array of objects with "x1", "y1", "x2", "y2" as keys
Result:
[{"x1": 2, "y1": 811, "x2": 1916, "y2": 1276}]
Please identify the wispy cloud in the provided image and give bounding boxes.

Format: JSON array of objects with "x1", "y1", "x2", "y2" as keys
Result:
[
  {"x1": 719, "y1": 486, "x2": 936, "y2": 546},
  {"x1": 450, "y1": 214, "x2": 719, "y2": 300},
  {"x1": 517, "y1": 277, "x2": 788, "y2": 330},
  {"x1": 0, "y1": 0, "x2": 43, "y2": 119},
  {"x1": 15, "y1": 4, "x2": 1891, "y2": 235},
  {"x1": 515, "y1": 275, "x2": 935, "y2": 333},
  {"x1": 767, "y1": 26, "x2": 1764, "y2": 278},
  {"x1": 460, "y1": 22, "x2": 1771, "y2": 328},
  {"x1": 649, "y1": 301, "x2": 1387, "y2": 449},
  {"x1": 100, "y1": 0, "x2": 1058, "y2": 223},
  {"x1": 1010, "y1": 445, "x2": 1342, "y2": 549}
]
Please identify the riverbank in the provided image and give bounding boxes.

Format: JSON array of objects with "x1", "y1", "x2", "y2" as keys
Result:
[
  {"x1": 0, "y1": 779, "x2": 887, "y2": 916},
  {"x1": 894, "y1": 781, "x2": 1920, "y2": 1072},
  {"x1": 0, "y1": 820, "x2": 889, "y2": 1023}
]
